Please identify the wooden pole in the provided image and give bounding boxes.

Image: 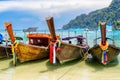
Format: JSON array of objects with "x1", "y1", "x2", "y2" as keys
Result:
[
  {"x1": 113, "y1": 29, "x2": 115, "y2": 45},
  {"x1": 4, "y1": 22, "x2": 16, "y2": 66},
  {"x1": 46, "y1": 17, "x2": 57, "y2": 64},
  {"x1": 4, "y1": 22, "x2": 15, "y2": 44},
  {"x1": 46, "y1": 17, "x2": 56, "y2": 42},
  {"x1": 100, "y1": 22, "x2": 107, "y2": 45},
  {"x1": 85, "y1": 28, "x2": 88, "y2": 45}
]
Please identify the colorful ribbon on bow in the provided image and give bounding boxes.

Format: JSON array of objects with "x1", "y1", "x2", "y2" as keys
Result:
[
  {"x1": 102, "y1": 50, "x2": 108, "y2": 65},
  {"x1": 99, "y1": 41, "x2": 109, "y2": 65},
  {"x1": 49, "y1": 40, "x2": 61, "y2": 64}
]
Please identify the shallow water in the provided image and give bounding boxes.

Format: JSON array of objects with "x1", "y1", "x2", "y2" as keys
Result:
[
  {"x1": 1, "y1": 30, "x2": 120, "y2": 47},
  {"x1": 0, "y1": 54, "x2": 120, "y2": 80}
]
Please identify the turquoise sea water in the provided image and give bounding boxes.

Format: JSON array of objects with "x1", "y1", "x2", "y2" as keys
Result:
[{"x1": 0, "y1": 29, "x2": 120, "y2": 47}]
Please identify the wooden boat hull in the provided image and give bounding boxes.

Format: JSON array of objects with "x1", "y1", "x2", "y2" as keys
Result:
[
  {"x1": 15, "y1": 42, "x2": 49, "y2": 62},
  {"x1": 46, "y1": 17, "x2": 89, "y2": 64},
  {"x1": 0, "y1": 45, "x2": 12, "y2": 58},
  {"x1": 56, "y1": 42, "x2": 88, "y2": 63},
  {"x1": 88, "y1": 44, "x2": 120, "y2": 64}
]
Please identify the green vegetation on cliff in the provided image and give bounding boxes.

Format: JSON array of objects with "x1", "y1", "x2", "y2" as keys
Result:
[{"x1": 63, "y1": 0, "x2": 120, "y2": 30}]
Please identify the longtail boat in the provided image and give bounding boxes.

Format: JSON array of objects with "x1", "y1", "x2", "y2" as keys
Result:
[
  {"x1": 4, "y1": 22, "x2": 59, "y2": 65},
  {"x1": 46, "y1": 17, "x2": 89, "y2": 64},
  {"x1": 88, "y1": 22, "x2": 120, "y2": 65},
  {"x1": 0, "y1": 33, "x2": 12, "y2": 58}
]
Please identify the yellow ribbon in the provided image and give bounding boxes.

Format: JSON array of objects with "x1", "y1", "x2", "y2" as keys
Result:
[
  {"x1": 11, "y1": 41, "x2": 19, "y2": 53},
  {"x1": 11, "y1": 41, "x2": 19, "y2": 66},
  {"x1": 57, "y1": 39, "x2": 61, "y2": 48}
]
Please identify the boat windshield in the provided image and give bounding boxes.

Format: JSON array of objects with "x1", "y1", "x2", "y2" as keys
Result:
[{"x1": 29, "y1": 38, "x2": 49, "y2": 47}]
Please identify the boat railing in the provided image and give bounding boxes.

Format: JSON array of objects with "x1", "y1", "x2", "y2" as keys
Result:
[{"x1": 93, "y1": 37, "x2": 115, "y2": 45}]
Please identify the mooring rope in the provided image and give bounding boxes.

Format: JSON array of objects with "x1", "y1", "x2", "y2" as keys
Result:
[{"x1": 56, "y1": 58, "x2": 84, "y2": 80}]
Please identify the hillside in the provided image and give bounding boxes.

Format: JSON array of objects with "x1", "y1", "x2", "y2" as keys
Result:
[{"x1": 62, "y1": 0, "x2": 120, "y2": 30}]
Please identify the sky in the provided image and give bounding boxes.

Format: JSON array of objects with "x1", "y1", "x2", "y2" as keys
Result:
[{"x1": 0, "y1": 0, "x2": 112, "y2": 30}]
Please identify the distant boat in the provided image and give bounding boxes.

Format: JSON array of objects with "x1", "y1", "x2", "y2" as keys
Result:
[
  {"x1": 46, "y1": 17, "x2": 89, "y2": 64},
  {"x1": 89, "y1": 22, "x2": 120, "y2": 65},
  {"x1": 4, "y1": 22, "x2": 59, "y2": 66}
]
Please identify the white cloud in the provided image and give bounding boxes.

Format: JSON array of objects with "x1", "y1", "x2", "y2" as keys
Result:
[{"x1": 0, "y1": 0, "x2": 112, "y2": 16}]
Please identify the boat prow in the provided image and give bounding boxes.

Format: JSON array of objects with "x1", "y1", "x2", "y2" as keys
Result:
[
  {"x1": 89, "y1": 44, "x2": 120, "y2": 64},
  {"x1": 88, "y1": 22, "x2": 120, "y2": 65}
]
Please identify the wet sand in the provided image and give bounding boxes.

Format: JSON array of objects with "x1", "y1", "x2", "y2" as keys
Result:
[{"x1": 0, "y1": 55, "x2": 120, "y2": 80}]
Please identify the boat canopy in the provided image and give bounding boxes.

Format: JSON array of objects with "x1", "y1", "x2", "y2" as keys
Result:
[
  {"x1": 15, "y1": 36, "x2": 23, "y2": 40},
  {"x1": 94, "y1": 37, "x2": 114, "y2": 41},
  {"x1": 62, "y1": 35, "x2": 86, "y2": 40},
  {"x1": 8, "y1": 36, "x2": 23, "y2": 41},
  {"x1": 27, "y1": 33, "x2": 52, "y2": 39},
  {"x1": 27, "y1": 33, "x2": 60, "y2": 46}
]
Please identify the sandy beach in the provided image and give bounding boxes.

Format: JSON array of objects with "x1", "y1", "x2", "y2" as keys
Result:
[{"x1": 0, "y1": 54, "x2": 120, "y2": 80}]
